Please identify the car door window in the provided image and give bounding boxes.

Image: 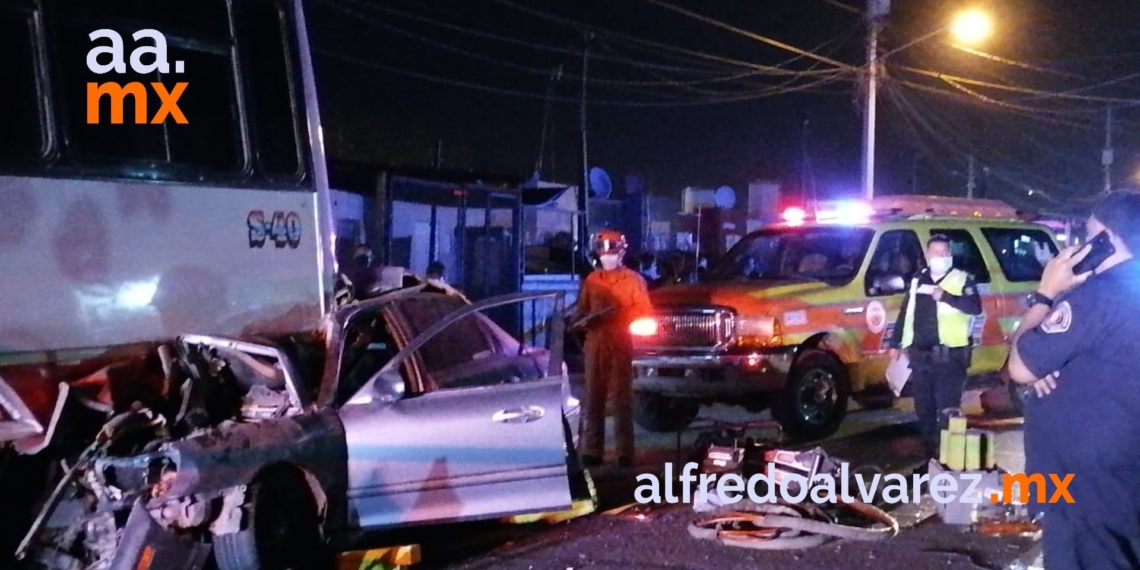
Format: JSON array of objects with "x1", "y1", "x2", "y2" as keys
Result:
[
  {"x1": 981, "y1": 228, "x2": 1058, "y2": 282},
  {"x1": 930, "y1": 229, "x2": 991, "y2": 283},
  {"x1": 865, "y1": 230, "x2": 923, "y2": 296},
  {"x1": 394, "y1": 296, "x2": 506, "y2": 390},
  {"x1": 395, "y1": 295, "x2": 557, "y2": 392}
]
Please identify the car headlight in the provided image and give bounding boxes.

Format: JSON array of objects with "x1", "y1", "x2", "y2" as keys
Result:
[{"x1": 735, "y1": 315, "x2": 782, "y2": 348}]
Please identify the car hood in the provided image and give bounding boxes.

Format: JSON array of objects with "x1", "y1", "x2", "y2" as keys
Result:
[{"x1": 649, "y1": 280, "x2": 831, "y2": 311}]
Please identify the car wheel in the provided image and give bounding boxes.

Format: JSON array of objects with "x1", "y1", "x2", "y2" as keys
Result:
[
  {"x1": 633, "y1": 392, "x2": 699, "y2": 433},
  {"x1": 772, "y1": 350, "x2": 850, "y2": 441},
  {"x1": 214, "y1": 469, "x2": 325, "y2": 570}
]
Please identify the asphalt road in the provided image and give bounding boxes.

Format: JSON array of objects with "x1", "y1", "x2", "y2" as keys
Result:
[{"x1": 359, "y1": 391, "x2": 1043, "y2": 570}]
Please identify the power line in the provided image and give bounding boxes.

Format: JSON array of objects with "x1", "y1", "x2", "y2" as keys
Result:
[
  {"x1": 896, "y1": 65, "x2": 1140, "y2": 104},
  {"x1": 325, "y1": 0, "x2": 740, "y2": 76},
  {"x1": 486, "y1": 0, "x2": 842, "y2": 77},
  {"x1": 635, "y1": 0, "x2": 856, "y2": 70},
  {"x1": 314, "y1": 48, "x2": 850, "y2": 106}
]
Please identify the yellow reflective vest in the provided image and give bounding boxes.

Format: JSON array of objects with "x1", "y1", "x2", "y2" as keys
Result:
[{"x1": 899, "y1": 269, "x2": 973, "y2": 349}]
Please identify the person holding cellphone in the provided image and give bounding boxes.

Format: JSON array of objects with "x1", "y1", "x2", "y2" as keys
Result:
[{"x1": 1007, "y1": 191, "x2": 1140, "y2": 570}]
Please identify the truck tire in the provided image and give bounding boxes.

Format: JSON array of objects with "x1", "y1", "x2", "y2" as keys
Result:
[
  {"x1": 772, "y1": 350, "x2": 849, "y2": 441},
  {"x1": 633, "y1": 392, "x2": 699, "y2": 433},
  {"x1": 214, "y1": 468, "x2": 325, "y2": 570}
]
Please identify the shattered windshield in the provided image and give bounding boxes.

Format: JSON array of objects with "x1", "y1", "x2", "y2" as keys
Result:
[{"x1": 708, "y1": 227, "x2": 875, "y2": 283}]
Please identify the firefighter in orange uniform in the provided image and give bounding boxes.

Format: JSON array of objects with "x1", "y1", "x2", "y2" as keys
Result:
[{"x1": 573, "y1": 229, "x2": 653, "y2": 468}]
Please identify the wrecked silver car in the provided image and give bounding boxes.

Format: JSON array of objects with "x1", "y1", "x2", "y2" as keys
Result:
[{"x1": 6, "y1": 290, "x2": 583, "y2": 570}]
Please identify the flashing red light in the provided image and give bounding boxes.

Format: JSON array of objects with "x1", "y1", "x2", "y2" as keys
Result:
[{"x1": 782, "y1": 207, "x2": 807, "y2": 225}]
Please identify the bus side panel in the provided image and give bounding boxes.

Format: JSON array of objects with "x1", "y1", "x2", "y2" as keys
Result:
[{"x1": 0, "y1": 175, "x2": 325, "y2": 356}]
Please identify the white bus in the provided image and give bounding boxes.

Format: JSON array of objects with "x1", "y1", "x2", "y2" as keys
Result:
[{"x1": 0, "y1": 0, "x2": 337, "y2": 364}]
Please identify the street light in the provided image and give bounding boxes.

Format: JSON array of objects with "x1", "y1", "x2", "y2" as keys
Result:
[
  {"x1": 949, "y1": 10, "x2": 993, "y2": 46},
  {"x1": 862, "y1": 8, "x2": 992, "y2": 200}
]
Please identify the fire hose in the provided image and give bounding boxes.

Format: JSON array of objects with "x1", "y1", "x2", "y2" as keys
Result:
[{"x1": 688, "y1": 497, "x2": 899, "y2": 550}]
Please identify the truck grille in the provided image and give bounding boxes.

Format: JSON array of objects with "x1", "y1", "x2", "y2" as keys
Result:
[{"x1": 637, "y1": 309, "x2": 734, "y2": 349}]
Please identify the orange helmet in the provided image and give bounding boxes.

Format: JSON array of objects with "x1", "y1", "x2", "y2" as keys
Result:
[{"x1": 592, "y1": 229, "x2": 627, "y2": 255}]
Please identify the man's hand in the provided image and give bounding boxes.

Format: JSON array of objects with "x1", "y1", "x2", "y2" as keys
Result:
[
  {"x1": 931, "y1": 287, "x2": 944, "y2": 301},
  {"x1": 1038, "y1": 244, "x2": 1093, "y2": 298},
  {"x1": 1033, "y1": 371, "x2": 1060, "y2": 398},
  {"x1": 889, "y1": 348, "x2": 901, "y2": 361}
]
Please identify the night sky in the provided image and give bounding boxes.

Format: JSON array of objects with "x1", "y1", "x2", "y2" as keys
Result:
[{"x1": 308, "y1": 0, "x2": 1140, "y2": 214}]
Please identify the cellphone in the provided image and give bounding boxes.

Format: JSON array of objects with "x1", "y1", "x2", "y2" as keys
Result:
[{"x1": 1072, "y1": 231, "x2": 1115, "y2": 275}]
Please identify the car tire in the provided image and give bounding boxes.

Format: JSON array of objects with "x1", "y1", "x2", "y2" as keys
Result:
[
  {"x1": 214, "y1": 469, "x2": 325, "y2": 570},
  {"x1": 772, "y1": 350, "x2": 850, "y2": 441},
  {"x1": 633, "y1": 392, "x2": 699, "y2": 433}
]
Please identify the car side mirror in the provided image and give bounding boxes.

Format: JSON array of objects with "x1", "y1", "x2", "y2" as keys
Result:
[
  {"x1": 346, "y1": 369, "x2": 405, "y2": 406},
  {"x1": 372, "y1": 370, "x2": 405, "y2": 403}
]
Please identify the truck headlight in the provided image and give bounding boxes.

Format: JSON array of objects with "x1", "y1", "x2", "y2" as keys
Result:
[
  {"x1": 630, "y1": 317, "x2": 658, "y2": 337},
  {"x1": 736, "y1": 315, "x2": 782, "y2": 348}
]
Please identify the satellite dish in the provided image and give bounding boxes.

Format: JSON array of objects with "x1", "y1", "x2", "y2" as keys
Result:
[
  {"x1": 714, "y1": 186, "x2": 737, "y2": 209},
  {"x1": 589, "y1": 167, "x2": 612, "y2": 198}
]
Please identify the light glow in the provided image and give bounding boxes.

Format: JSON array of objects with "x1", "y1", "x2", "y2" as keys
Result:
[
  {"x1": 117, "y1": 279, "x2": 159, "y2": 309},
  {"x1": 782, "y1": 207, "x2": 807, "y2": 226},
  {"x1": 630, "y1": 317, "x2": 658, "y2": 337},
  {"x1": 950, "y1": 10, "x2": 992, "y2": 45}
]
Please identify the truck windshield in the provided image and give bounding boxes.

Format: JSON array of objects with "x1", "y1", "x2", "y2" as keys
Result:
[{"x1": 708, "y1": 227, "x2": 876, "y2": 283}]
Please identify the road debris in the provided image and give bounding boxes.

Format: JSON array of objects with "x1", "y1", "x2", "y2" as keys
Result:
[{"x1": 688, "y1": 497, "x2": 899, "y2": 550}]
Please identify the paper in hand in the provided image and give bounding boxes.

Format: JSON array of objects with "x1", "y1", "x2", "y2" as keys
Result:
[{"x1": 916, "y1": 284, "x2": 937, "y2": 295}]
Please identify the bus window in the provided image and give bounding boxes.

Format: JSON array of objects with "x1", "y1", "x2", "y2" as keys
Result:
[
  {"x1": 52, "y1": 1, "x2": 244, "y2": 175},
  {"x1": 0, "y1": 3, "x2": 47, "y2": 160},
  {"x1": 239, "y1": 0, "x2": 303, "y2": 179}
]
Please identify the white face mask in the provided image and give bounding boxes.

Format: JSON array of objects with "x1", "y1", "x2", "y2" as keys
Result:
[
  {"x1": 599, "y1": 254, "x2": 621, "y2": 270},
  {"x1": 928, "y1": 256, "x2": 953, "y2": 275}
]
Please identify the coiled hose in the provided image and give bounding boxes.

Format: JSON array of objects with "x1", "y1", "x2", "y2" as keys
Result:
[{"x1": 688, "y1": 497, "x2": 899, "y2": 550}]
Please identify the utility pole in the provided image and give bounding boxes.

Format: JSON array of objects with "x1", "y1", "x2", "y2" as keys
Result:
[
  {"x1": 577, "y1": 32, "x2": 591, "y2": 262},
  {"x1": 862, "y1": 0, "x2": 890, "y2": 200},
  {"x1": 1103, "y1": 107, "x2": 1114, "y2": 193},
  {"x1": 967, "y1": 155, "x2": 976, "y2": 199}
]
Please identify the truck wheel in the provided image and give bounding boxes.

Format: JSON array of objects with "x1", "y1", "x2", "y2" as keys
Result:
[
  {"x1": 214, "y1": 469, "x2": 325, "y2": 570},
  {"x1": 633, "y1": 393, "x2": 699, "y2": 433},
  {"x1": 772, "y1": 350, "x2": 849, "y2": 441}
]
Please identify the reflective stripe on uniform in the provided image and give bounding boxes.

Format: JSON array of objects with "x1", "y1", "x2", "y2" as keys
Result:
[{"x1": 901, "y1": 269, "x2": 973, "y2": 348}]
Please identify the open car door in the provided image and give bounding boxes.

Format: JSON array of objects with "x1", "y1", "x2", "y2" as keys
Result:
[{"x1": 338, "y1": 291, "x2": 573, "y2": 530}]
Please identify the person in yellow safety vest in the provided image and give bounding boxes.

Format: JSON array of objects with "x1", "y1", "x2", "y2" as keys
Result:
[{"x1": 888, "y1": 234, "x2": 983, "y2": 465}]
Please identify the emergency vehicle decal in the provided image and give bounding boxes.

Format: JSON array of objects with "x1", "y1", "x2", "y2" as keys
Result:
[
  {"x1": 783, "y1": 310, "x2": 808, "y2": 326},
  {"x1": 865, "y1": 301, "x2": 887, "y2": 334},
  {"x1": 970, "y1": 314, "x2": 987, "y2": 346}
]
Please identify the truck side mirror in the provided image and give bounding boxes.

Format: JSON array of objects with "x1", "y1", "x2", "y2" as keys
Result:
[{"x1": 873, "y1": 274, "x2": 907, "y2": 295}]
